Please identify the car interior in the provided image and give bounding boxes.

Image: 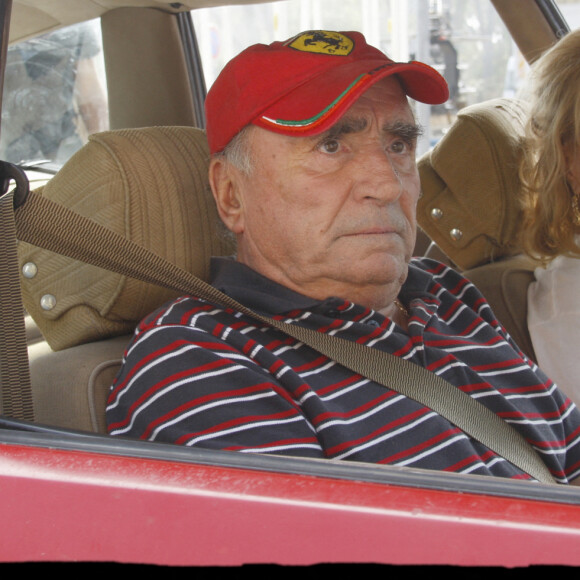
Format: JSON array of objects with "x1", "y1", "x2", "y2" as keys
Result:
[
  {"x1": 15, "y1": 92, "x2": 538, "y2": 434},
  {"x1": 8, "y1": 3, "x2": 580, "y2": 569},
  {"x1": 0, "y1": 1, "x2": 570, "y2": 443}
]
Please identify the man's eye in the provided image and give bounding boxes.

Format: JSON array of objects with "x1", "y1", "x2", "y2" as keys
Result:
[
  {"x1": 319, "y1": 138, "x2": 340, "y2": 154},
  {"x1": 390, "y1": 140, "x2": 408, "y2": 154}
]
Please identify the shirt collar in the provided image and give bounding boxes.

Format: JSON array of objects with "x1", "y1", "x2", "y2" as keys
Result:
[
  {"x1": 210, "y1": 256, "x2": 435, "y2": 315},
  {"x1": 210, "y1": 257, "x2": 323, "y2": 315}
]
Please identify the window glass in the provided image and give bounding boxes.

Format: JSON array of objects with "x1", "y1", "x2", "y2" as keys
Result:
[
  {"x1": 0, "y1": 19, "x2": 108, "y2": 170},
  {"x1": 559, "y1": 0, "x2": 580, "y2": 26},
  {"x1": 192, "y1": 0, "x2": 526, "y2": 153}
]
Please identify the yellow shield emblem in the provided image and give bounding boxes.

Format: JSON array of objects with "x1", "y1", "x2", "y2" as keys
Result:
[{"x1": 288, "y1": 31, "x2": 354, "y2": 56}]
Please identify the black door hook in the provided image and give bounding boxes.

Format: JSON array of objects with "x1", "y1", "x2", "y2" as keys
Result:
[{"x1": 0, "y1": 160, "x2": 29, "y2": 208}]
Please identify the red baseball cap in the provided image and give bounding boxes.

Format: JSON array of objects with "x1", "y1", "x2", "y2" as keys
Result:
[{"x1": 205, "y1": 30, "x2": 449, "y2": 154}]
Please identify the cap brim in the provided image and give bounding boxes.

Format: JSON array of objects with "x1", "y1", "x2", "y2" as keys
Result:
[{"x1": 254, "y1": 59, "x2": 449, "y2": 137}]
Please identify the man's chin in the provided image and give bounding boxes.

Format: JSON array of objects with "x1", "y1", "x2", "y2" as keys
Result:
[{"x1": 336, "y1": 260, "x2": 409, "y2": 291}]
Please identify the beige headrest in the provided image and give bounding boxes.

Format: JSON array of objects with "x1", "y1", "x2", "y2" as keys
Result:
[
  {"x1": 19, "y1": 126, "x2": 235, "y2": 351},
  {"x1": 417, "y1": 98, "x2": 528, "y2": 270}
]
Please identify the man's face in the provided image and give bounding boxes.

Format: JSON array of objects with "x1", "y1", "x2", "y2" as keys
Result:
[{"x1": 212, "y1": 77, "x2": 422, "y2": 311}]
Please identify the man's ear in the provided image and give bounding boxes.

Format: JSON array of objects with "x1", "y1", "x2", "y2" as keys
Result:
[{"x1": 209, "y1": 157, "x2": 245, "y2": 234}]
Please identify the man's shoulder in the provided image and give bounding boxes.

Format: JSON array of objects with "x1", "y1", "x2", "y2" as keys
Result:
[
  {"x1": 406, "y1": 257, "x2": 491, "y2": 314},
  {"x1": 409, "y1": 255, "x2": 462, "y2": 276},
  {"x1": 407, "y1": 257, "x2": 475, "y2": 292},
  {"x1": 137, "y1": 295, "x2": 219, "y2": 330}
]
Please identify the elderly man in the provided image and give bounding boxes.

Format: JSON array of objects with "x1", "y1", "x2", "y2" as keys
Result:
[{"x1": 107, "y1": 31, "x2": 580, "y2": 483}]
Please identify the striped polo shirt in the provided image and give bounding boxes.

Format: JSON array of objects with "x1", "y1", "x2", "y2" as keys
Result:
[{"x1": 106, "y1": 257, "x2": 580, "y2": 482}]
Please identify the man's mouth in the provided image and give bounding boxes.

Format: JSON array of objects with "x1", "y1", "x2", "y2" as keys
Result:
[{"x1": 343, "y1": 227, "x2": 399, "y2": 237}]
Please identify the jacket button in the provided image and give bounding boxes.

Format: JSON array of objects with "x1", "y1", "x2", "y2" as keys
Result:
[
  {"x1": 40, "y1": 294, "x2": 57, "y2": 311},
  {"x1": 450, "y1": 228, "x2": 463, "y2": 241},
  {"x1": 430, "y1": 208, "x2": 443, "y2": 220},
  {"x1": 22, "y1": 262, "x2": 38, "y2": 279}
]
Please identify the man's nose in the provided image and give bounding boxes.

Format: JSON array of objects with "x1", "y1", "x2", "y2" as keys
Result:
[{"x1": 352, "y1": 147, "x2": 404, "y2": 202}]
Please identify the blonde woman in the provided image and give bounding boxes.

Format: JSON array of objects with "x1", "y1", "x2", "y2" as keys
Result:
[{"x1": 520, "y1": 28, "x2": 580, "y2": 406}]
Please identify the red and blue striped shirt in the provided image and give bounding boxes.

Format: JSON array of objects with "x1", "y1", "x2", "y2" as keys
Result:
[{"x1": 106, "y1": 257, "x2": 580, "y2": 482}]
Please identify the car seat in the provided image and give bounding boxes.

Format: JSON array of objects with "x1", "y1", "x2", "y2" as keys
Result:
[
  {"x1": 417, "y1": 98, "x2": 538, "y2": 360},
  {"x1": 19, "y1": 126, "x2": 235, "y2": 432},
  {"x1": 19, "y1": 99, "x2": 539, "y2": 433}
]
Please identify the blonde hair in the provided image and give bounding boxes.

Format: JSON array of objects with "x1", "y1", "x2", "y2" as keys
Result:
[{"x1": 520, "y1": 29, "x2": 580, "y2": 262}]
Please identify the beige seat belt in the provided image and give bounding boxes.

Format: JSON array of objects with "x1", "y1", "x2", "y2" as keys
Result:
[
  {"x1": 0, "y1": 187, "x2": 34, "y2": 421},
  {"x1": 7, "y1": 189, "x2": 555, "y2": 484}
]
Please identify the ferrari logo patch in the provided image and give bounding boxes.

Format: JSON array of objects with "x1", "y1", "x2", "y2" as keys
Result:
[{"x1": 287, "y1": 31, "x2": 354, "y2": 56}]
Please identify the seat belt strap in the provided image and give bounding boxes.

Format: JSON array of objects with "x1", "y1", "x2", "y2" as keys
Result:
[
  {"x1": 0, "y1": 188, "x2": 34, "y2": 420},
  {"x1": 13, "y1": 190, "x2": 555, "y2": 483}
]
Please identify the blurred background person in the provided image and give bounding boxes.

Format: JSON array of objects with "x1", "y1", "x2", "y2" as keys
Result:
[{"x1": 0, "y1": 20, "x2": 107, "y2": 167}]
